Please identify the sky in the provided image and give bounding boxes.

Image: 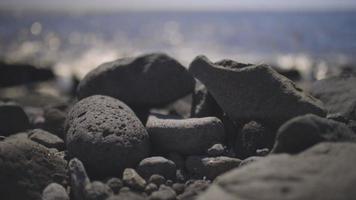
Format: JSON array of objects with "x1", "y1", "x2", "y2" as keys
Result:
[{"x1": 1, "y1": 0, "x2": 356, "y2": 12}]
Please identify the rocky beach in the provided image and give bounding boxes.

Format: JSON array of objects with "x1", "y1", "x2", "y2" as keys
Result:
[{"x1": 0, "y1": 52, "x2": 356, "y2": 200}]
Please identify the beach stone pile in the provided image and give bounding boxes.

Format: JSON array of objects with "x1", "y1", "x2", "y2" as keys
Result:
[{"x1": 1, "y1": 53, "x2": 356, "y2": 200}]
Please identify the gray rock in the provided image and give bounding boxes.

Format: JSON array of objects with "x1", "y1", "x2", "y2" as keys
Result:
[
  {"x1": 188, "y1": 56, "x2": 325, "y2": 126},
  {"x1": 148, "y1": 175, "x2": 166, "y2": 187},
  {"x1": 186, "y1": 156, "x2": 241, "y2": 180},
  {"x1": 149, "y1": 185, "x2": 177, "y2": 200},
  {"x1": 42, "y1": 183, "x2": 69, "y2": 200},
  {"x1": 123, "y1": 168, "x2": 147, "y2": 191},
  {"x1": 272, "y1": 114, "x2": 356, "y2": 154},
  {"x1": 147, "y1": 115, "x2": 224, "y2": 155},
  {"x1": 0, "y1": 101, "x2": 30, "y2": 136},
  {"x1": 84, "y1": 181, "x2": 113, "y2": 200},
  {"x1": 198, "y1": 142, "x2": 356, "y2": 200},
  {"x1": 137, "y1": 156, "x2": 177, "y2": 180},
  {"x1": 178, "y1": 180, "x2": 210, "y2": 200},
  {"x1": 310, "y1": 75, "x2": 356, "y2": 120},
  {"x1": 145, "y1": 183, "x2": 158, "y2": 195},
  {"x1": 207, "y1": 143, "x2": 225, "y2": 157},
  {"x1": 65, "y1": 95, "x2": 150, "y2": 177},
  {"x1": 28, "y1": 129, "x2": 64, "y2": 150},
  {"x1": 172, "y1": 183, "x2": 185, "y2": 195},
  {"x1": 0, "y1": 133, "x2": 67, "y2": 200},
  {"x1": 68, "y1": 158, "x2": 90, "y2": 200},
  {"x1": 77, "y1": 53, "x2": 195, "y2": 107},
  {"x1": 107, "y1": 191, "x2": 145, "y2": 200},
  {"x1": 43, "y1": 107, "x2": 66, "y2": 139},
  {"x1": 106, "y1": 178, "x2": 123, "y2": 194}
]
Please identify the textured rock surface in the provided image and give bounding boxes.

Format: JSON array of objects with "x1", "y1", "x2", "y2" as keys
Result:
[
  {"x1": 189, "y1": 56, "x2": 325, "y2": 125},
  {"x1": 147, "y1": 115, "x2": 224, "y2": 155},
  {"x1": 272, "y1": 114, "x2": 356, "y2": 154},
  {"x1": 149, "y1": 185, "x2": 177, "y2": 200},
  {"x1": 0, "y1": 101, "x2": 30, "y2": 136},
  {"x1": 84, "y1": 181, "x2": 113, "y2": 200},
  {"x1": 311, "y1": 75, "x2": 356, "y2": 120},
  {"x1": 198, "y1": 142, "x2": 356, "y2": 200},
  {"x1": 207, "y1": 143, "x2": 225, "y2": 157},
  {"x1": 0, "y1": 134, "x2": 67, "y2": 200},
  {"x1": 42, "y1": 183, "x2": 69, "y2": 200},
  {"x1": 106, "y1": 178, "x2": 123, "y2": 194},
  {"x1": 186, "y1": 156, "x2": 241, "y2": 180},
  {"x1": 28, "y1": 129, "x2": 65, "y2": 150},
  {"x1": 178, "y1": 180, "x2": 211, "y2": 200},
  {"x1": 65, "y1": 95, "x2": 150, "y2": 177},
  {"x1": 137, "y1": 156, "x2": 177, "y2": 180},
  {"x1": 123, "y1": 168, "x2": 147, "y2": 191},
  {"x1": 77, "y1": 53, "x2": 195, "y2": 107},
  {"x1": 68, "y1": 158, "x2": 90, "y2": 200}
]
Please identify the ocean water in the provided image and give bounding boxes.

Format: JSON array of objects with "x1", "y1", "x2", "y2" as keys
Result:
[{"x1": 1, "y1": 10, "x2": 356, "y2": 79}]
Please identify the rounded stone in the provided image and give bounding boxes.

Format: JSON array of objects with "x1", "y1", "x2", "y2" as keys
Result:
[
  {"x1": 0, "y1": 101, "x2": 30, "y2": 136},
  {"x1": 42, "y1": 183, "x2": 69, "y2": 200},
  {"x1": 65, "y1": 95, "x2": 150, "y2": 177},
  {"x1": 137, "y1": 156, "x2": 177, "y2": 180}
]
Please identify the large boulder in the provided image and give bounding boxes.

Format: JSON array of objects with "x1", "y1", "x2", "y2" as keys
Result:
[
  {"x1": 146, "y1": 115, "x2": 224, "y2": 155},
  {"x1": 0, "y1": 101, "x2": 30, "y2": 136},
  {"x1": 77, "y1": 53, "x2": 195, "y2": 107},
  {"x1": 0, "y1": 133, "x2": 67, "y2": 200},
  {"x1": 310, "y1": 75, "x2": 356, "y2": 120},
  {"x1": 188, "y1": 56, "x2": 325, "y2": 126},
  {"x1": 198, "y1": 142, "x2": 356, "y2": 200},
  {"x1": 65, "y1": 95, "x2": 150, "y2": 177},
  {"x1": 272, "y1": 114, "x2": 356, "y2": 154}
]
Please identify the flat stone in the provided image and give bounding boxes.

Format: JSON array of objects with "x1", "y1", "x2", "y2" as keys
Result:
[
  {"x1": 199, "y1": 142, "x2": 356, "y2": 200},
  {"x1": 147, "y1": 115, "x2": 224, "y2": 155},
  {"x1": 272, "y1": 114, "x2": 356, "y2": 154},
  {"x1": 65, "y1": 95, "x2": 150, "y2": 177},
  {"x1": 189, "y1": 56, "x2": 326, "y2": 126},
  {"x1": 28, "y1": 129, "x2": 65, "y2": 150},
  {"x1": 137, "y1": 156, "x2": 177, "y2": 180}
]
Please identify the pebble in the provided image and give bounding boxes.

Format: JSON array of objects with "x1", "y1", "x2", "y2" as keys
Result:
[
  {"x1": 137, "y1": 156, "x2": 177, "y2": 180},
  {"x1": 0, "y1": 101, "x2": 30, "y2": 136},
  {"x1": 123, "y1": 168, "x2": 147, "y2": 191},
  {"x1": 42, "y1": 183, "x2": 69, "y2": 200}
]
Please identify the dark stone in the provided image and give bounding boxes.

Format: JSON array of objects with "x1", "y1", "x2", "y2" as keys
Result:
[
  {"x1": 0, "y1": 101, "x2": 30, "y2": 136},
  {"x1": 172, "y1": 183, "x2": 185, "y2": 195},
  {"x1": 0, "y1": 61, "x2": 54, "y2": 87},
  {"x1": 198, "y1": 142, "x2": 356, "y2": 200},
  {"x1": 349, "y1": 120, "x2": 356, "y2": 134},
  {"x1": 65, "y1": 95, "x2": 150, "y2": 177},
  {"x1": 84, "y1": 181, "x2": 113, "y2": 200},
  {"x1": 206, "y1": 143, "x2": 225, "y2": 157},
  {"x1": 0, "y1": 133, "x2": 67, "y2": 200},
  {"x1": 106, "y1": 178, "x2": 123, "y2": 194},
  {"x1": 186, "y1": 156, "x2": 241, "y2": 180},
  {"x1": 77, "y1": 53, "x2": 195, "y2": 107},
  {"x1": 165, "y1": 180, "x2": 173, "y2": 187},
  {"x1": 149, "y1": 185, "x2": 177, "y2": 200},
  {"x1": 167, "y1": 152, "x2": 185, "y2": 169},
  {"x1": 43, "y1": 107, "x2": 66, "y2": 139},
  {"x1": 178, "y1": 180, "x2": 211, "y2": 200},
  {"x1": 42, "y1": 183, "x2": 69, "y2": 200},
  {"x1": 137, "y1": 157, "x2": 177, "y2": 180},
  {"x1": 148, "y1": 175, "x2": 166, "y2": 187},
  {"x1": 272, "y1": 114, "x2": 356, "y2": 154},
  {"x1": 326, "y1": 113, "x2": 349, "y2": 123},
  {"x1": 189, "y1": 56, "x2": 326, "y2": 126},
  {"x1": 28, "y1": 129, "x2": 65, "y2": 150},
  {"x1": 310, "y1": 75, "x2": 356, "y2": 120},
  {"x1": 68, "y1": 158, "x2": 90, "y2": 200},
  {"x1": 123, "y1": 168, "x2": 147, "y2": 191},
  {"x1": 145, "y1": 183, "x2": 158, "y2": 195},
  {"x1": 147, "y1": 115, "x2": 224, "y2": 155},
  {"x1": 273, "y1": 67, "x2": 302, "y2": 82}
]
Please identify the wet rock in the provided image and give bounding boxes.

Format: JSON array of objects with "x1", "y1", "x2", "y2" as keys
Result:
[
  {"x1": 189, "y1": 56, "x2": 325, "y2": 126},
  {"x1": 0, "y1": 101, "x2": 30, "y2": 136},
  {"x1": 28, "y1": 129, "x2": 64, "y2": 150},
  {"x1": 84, "y1": 181, "x2": 113, "y2": 200},
  {"x1": 147, "y1": 115, "x2": 224, "y2": 155},
  {"x1": 186, "y1": 156, "x2": 241, "y2": 180},
  {"x1": 145, "y1": 183, "x2": 158, "y2": 195},
  {"x1": 239, "y1": 156, "x2": 263, "y2": 167},
  {"x1": 148, "y1": 175, "x2": 166, "y2": 187},
  {"x1": 68, "y1": 158, "x2": 90, "y2": 200},
  {"x1": 272, "y1": 114, "x2": 356, "y2": 154},
  {"x1": 0, "y1": 134, "x2": 67, "y2": 200},
  {"x1": 198, "y1": 142, "x2": 356, "y2": 200},
  {"x1": 65, "y1": 95, "x2": 150, "y2": 177},
  {"x1": 137, "y1": 156, "x2": 177, "y2": 180},
  {"x1": 123, "y1": 168, "x2": 147, "y2": 191},
  {"x1": 42, "y1": 183, "x2": 69, "y2": 200},
  {"x1": 207, "y1": 143, "x2": 225, "y2": 157},
  {"x1": 178, "y1": 180, "x2": 210, "y2": 200},
  {"x1": 311, "y1": 75, "x2": 356, "y2": 120},
  {"x1": 106, "y1": 178, "x2": 123, "y2": 194},
  {"x1": 149, "y1": 185, "x2": 177, "y2": 200},
  {"x1": 77, "y1": 53, "x2": 195, "y2": 107}
]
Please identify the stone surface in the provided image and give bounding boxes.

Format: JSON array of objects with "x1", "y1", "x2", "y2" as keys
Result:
[
  {"x1": 0, "y1": 101, "x2": 30, "y2": 136},
  {"x1": 107, "y1": 191, "x2": 145, "y2": 200},
  {"x1": 68, "y1": 158, "x2": 90, "y2": 200},
  {"x1": 137, "y1": 156, "x2": 176, "y2": 180},
  {"x1": 77, "y1": 53, "x2": 195, "y2": 107},
  {"x1": 189, "y1": 56, "x2": 326, "y2": 126},
  {"x1": 147, "y1": 115, "x2": 224, "y2": 155},
  {"x1": 148, "y1": 174, "x2": 166, "y2": 187},
  {"x1": 272, "y1": 114, "x2": 356, "y2": 154},
  {"x1": 65, "y1": 95, "x2": 150, "y2": 177},
  {"x1": 84, "y1": 181, "x2": 113, "y2": 200},
  {"x1": 186, "y1": 156, "x2": 241, "y2": 180},
  {"x1": 28, "y1": 129, "x2": 65, "y2": 150},
  {"x1": 239, "y1": 156, "x2": 263, "y2": 167},
  {"x1": 106, "y1": 178, "x2": 123, "y2": 194},
  {"x1": 145, "y1": 183, "x2": 159, "y2": 195},
  {"x1": 207, "y1": 143, "x2": 225, "y2": 157},
  {"x1": 178, "y1": 180, "x2": 210, "y2": 200},
  {"x1": 123, "y1": 168, "x2": 147, "y2": 191},
  {"x1": 0, "y1": 133, "x2": 67, "y2": 200},
  {"x1": 198, "y1": 142, "x2": 356, "y2": 200},
  {"x1": 149, "y1": 185, "x2": 177, "y2": 200},
  {"x1": 172, "y1": 183, "x2": 185, "y2": 195},
  {"x1": 43, "y1": 107, "x2": 67, "y2": 139},
  {"x1": 310, "y1": 75, "x2": 356, "y2": 120},
  {"x1": 42, "y1": 183, "x2": 69, "y2": 200}
]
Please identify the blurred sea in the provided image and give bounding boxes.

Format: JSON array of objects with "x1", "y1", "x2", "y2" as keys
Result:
[{"x1": 1, "y1": 10, "x2": 356, "y2": 79}]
